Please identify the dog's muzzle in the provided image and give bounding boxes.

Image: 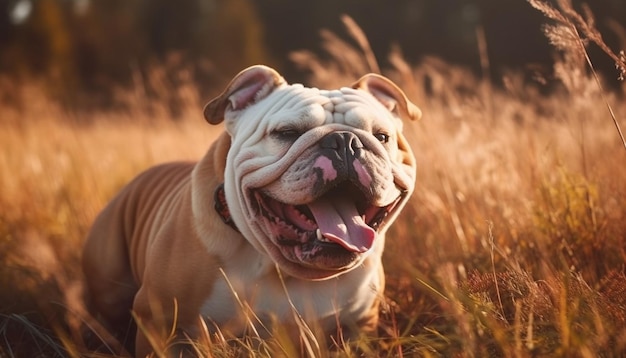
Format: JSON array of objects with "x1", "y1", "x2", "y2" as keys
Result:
[{"x1": 252, "y1": 131, "x2": 406, "y2": 271}]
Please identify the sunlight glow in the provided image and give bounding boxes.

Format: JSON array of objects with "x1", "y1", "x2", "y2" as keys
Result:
[{"x1": 10, "y1": 0, "x2": 32, "y2": 25}]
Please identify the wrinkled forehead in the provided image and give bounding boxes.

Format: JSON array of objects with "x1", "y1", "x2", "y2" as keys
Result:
[{"x1": 265, "y1": 85, "x2": 395, "y2": 129}]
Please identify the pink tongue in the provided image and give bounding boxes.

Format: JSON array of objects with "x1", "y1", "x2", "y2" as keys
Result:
[{"x1": 307, "y1": 197, "x2": 376, "y2": 253}]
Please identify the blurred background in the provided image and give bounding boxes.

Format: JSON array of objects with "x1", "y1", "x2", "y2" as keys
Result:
[
  {"x1": 1, "y1": 2, "x2": 626, "y2": 356},
  {"x1": 1, "y1": 0, "x2": 624, "y2": 114}
]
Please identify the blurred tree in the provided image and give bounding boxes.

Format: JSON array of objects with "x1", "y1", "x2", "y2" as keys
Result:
[
  {"x1": 208, "y1": 0, "x2": 271, "y2": 75},
  {"x1": 1, "y1": 0, "x2": 69, "y2": 75},
  {"x1": 75, "y1": 0, "x2": 145, "y2": 84},
  {"x1": 139, "y1": 0, "x2": 204, "y2": 57},
  {"x1": 0, "y1": 0, "x2": 623, "y2": 112},
  {"x1": 0, "y1": 0, "x2": 270, "y2": 111},
  {"x1": 4, "y1": 0, "x2": 81, "y2": 105}
]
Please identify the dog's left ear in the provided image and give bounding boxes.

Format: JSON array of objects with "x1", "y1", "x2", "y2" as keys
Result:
[
  {"x1": 352, "y1": 74, "x2": 422, "y2": 122},
  {"x1": 204, "y1": 65, "x2": 286, "y2": 124}
]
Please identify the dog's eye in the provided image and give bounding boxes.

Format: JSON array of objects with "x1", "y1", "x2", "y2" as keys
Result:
[
  {"x1": 373, "y1": 132, "x2": 390, "y2": 144},
  {"x1": 274, "y1": 128, "x2": 302, "y2": 141}
]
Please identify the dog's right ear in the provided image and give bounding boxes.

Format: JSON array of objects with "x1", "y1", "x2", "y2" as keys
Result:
[
  {"x1": 203, "y1": 65, "x2": 286, "y2": 125},
  {"x1": 352, "y1": 74, "x2": 422, "y2": 122}
]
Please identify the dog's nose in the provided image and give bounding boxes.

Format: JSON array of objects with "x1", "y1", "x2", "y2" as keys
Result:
[
  {"x1": 316, "y1": 131, "x2": 371, "y2": 194},
  {"x1": 320, "y1": 132, "x2": 363, "y2": 161}
]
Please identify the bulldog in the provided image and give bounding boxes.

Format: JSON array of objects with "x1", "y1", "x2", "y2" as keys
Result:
[{"x1": 82, "y1": 65, "x2": 420, "y2": 357}]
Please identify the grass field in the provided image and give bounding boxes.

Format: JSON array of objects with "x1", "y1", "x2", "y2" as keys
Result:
[{"x1": 2, "y1": 2, "x2": 626, "y2": 357}]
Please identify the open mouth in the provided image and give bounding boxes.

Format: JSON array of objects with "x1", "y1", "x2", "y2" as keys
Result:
[{"x1": 253, "y1": 184, "x2": 404, "y2": 268}]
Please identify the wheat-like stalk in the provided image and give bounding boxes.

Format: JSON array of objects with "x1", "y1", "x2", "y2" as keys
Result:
[{"x1": 528, "y1": 0, "x2": 626, "y2": 151}]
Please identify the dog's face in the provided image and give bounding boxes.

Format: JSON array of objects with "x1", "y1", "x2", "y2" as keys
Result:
[{"x1": 204, "y1": 66, "x2": 420, "y2": 280}]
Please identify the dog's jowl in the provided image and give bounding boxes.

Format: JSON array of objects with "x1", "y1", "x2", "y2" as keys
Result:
[{"x1": 82, "y1": 65, "x2": 421, "y2": 357}]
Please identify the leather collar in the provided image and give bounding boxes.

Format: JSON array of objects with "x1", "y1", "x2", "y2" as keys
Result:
[{"x1": 214, "y1": 183, "x2": 240, "y2": 233}]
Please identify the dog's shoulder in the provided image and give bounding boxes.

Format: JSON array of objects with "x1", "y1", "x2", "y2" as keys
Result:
[
  {"x1": 90, "y1": 161, "x2": 196, "y2": 244},
  {"x1": 112, "y1": 162, "x2": 194, "y2": 205}
]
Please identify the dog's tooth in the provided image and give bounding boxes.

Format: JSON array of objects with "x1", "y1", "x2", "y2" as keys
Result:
[{"x1": 316, "y1": 228, "x2": 328, "y2": 242}]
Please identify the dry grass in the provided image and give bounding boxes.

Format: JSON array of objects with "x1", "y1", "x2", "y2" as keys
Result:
[{"x1": 2, "y1": 4, "x2": 626, "y2": 357}]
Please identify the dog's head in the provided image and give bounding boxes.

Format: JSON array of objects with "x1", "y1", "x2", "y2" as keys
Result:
[{"x1": 204, "y1": 65, "x2": 420, "y2": 280}]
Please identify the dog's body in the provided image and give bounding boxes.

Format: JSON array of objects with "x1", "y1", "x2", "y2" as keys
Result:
[{"x1": 83, "y1": 66, "x2": 420, "y2": 357}]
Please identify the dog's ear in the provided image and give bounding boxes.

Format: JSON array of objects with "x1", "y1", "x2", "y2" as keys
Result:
[
  {"x1": 204, "y1": 65, "x2": 286, "y2": 124},
  {"x1": 352, "y1": 74, "x2": 422, "y2": 122}
]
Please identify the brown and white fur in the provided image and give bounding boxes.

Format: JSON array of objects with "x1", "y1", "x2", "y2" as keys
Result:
[{"x1": 82, "y1": 65, "x2": 420, "y2": 357}]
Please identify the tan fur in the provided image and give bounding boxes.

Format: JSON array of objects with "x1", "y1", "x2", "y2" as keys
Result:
[{"x1": 83, "y1": 134, "x2": 230, "y2": 355}]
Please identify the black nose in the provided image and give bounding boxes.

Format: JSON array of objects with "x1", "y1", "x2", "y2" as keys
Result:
[{"x1": 320, "y1": 132, "x2": 363, "y2": 161}]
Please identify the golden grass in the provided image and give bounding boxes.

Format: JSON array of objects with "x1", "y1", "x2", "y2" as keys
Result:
[{"x1": 2, "y1": 5, "x2": 626, "y2": 357}]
